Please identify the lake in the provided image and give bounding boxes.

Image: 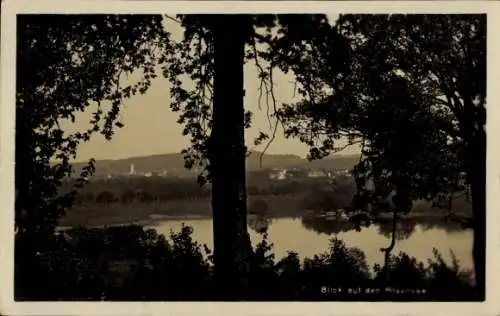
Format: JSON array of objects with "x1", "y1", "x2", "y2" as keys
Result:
[{"x1": 151, "y1": 217, "x2": 474, "y2": 271}]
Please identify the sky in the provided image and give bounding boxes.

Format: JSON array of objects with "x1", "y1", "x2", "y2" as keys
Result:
[{"x1": 64, "y1": 15, "x2": 361, "y2": 162}]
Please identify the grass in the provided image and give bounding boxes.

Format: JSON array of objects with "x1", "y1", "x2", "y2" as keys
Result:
[{"x1": 60, "y1": 195, "x2": 304, "y2": 227}]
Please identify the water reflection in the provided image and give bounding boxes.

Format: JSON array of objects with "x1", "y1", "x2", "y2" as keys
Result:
[
  {"x1": 302, "y1": 216, "x2": 467, "y2": 241},
  {"x1": 301, "y1": 216, "x2": 357, "y2": 235},
  {"x1": 248, "y1": 215, "x2": 273, "y2": 233},
  {"x1": 375, "y1": 220, "x2": 416, "y2": 241},
  {"x1": 419, "y1": 220, "x2": 464, "y2": 232},
  {"x1": 152, "y1": 216, "x2": 473, "y2": 271}
]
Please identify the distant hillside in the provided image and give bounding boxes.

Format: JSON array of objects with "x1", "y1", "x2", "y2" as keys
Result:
[
  {"x1": 73, "y1": 153, "x2": 192, "y2": 177},
  {"x1": 72, "y1": 152, "x2": 359, "y2": 177},
  {"x1": 245, "y1": 151, "x2": 303, "y2": 169},
  {"x1": 293, "y1": 155, "x2": 360, "y2": 171}
]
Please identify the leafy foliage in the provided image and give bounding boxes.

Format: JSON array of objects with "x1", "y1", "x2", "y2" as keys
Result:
[
  {"x1": 277, "y1": 14, "x2": 484, "y2": 210},
  {"x1": 274, "y1": 14, "x2": 485, "y2": 295},
  {"x1": 16, "y1": 14, "x2": 168, "y2": 236},
  {"x1": 159, "y1": 14, "x2": 335, "y2": 185},
  {"x1": 274, "y1": 17, "x2": 482, "y2": 219}
]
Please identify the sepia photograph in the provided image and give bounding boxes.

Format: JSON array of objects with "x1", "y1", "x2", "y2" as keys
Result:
[{"x1": 1, "y1": 1, "x2": 499, "y2": 315}]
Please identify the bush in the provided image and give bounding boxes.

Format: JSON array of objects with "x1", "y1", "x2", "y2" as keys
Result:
[{"x1": 15, "y1": 225, "x2": 477, "y2": 301}]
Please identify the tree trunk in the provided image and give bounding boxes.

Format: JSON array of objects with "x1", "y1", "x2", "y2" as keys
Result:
[
  {"x1": 381, "y1": 206, "x2": 397, "y2": 285},
  {"x1": 210, "y1": 15, "x2": 252, "y2": 299},
  {"x1": 468, "y1": 132, "x2": 486, "y2": 300}
]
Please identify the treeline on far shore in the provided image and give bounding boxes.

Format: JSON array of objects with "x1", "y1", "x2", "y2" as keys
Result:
[
  {"x1": 64, "y1": 174, "x2": 345, "y2": 204},
  {"x1": 61, "y1": 175, "x2": 472, "y2": 223}
]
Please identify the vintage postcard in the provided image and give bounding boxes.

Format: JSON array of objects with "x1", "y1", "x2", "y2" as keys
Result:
[{"x1": 1, "y1": 1, "x2": 499, "y2": 315}]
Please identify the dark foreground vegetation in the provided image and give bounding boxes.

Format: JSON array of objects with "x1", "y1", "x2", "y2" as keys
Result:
[{"x1": 15, "y1": 225, "x2": 476, "y2": 301}]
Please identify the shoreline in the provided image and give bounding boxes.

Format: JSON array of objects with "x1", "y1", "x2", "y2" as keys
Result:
[
  {"x1": 59, "y1": 194, "x2": 471, "y2": 228},
  {"x1": 57, "y1": 212, "x2": 472, "y2": 230}
]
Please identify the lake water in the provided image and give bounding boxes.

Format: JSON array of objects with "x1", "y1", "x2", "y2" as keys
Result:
[{"x1": 152, "y1": 217, "x2": 474, "y2": 271}]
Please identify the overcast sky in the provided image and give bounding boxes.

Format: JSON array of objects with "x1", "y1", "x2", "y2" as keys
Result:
[{"x1": 64, "y1": 15, "x2": 360, "y2": 162}]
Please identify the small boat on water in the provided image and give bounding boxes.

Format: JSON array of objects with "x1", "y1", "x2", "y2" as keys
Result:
[{"x1": 324, "y1": 209, "x2": 350, "y2": 221}]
